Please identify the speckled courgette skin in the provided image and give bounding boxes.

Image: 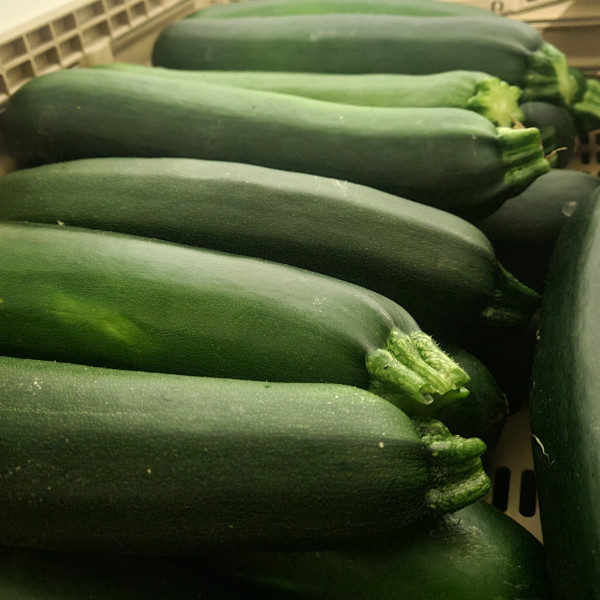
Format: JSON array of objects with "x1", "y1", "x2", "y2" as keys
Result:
[
  {"x1": 212, "y1": 501, "x2": 549, "y2": 600},
  {"x1": 0, "y1": 220, "x2": 475, "y2": 412},
  {"x1": 151, "y1": 14, "x2": 579, "y2": 108},
  {"x1": 0, "y1": 68, "x2": 550, "y2": 220},
  {"x1": 0, "y1": 355, "x2": 489, "y2": 554},
  {"x1": 0, "y1": 157, "x2": 540, "y2": 344},
  {"x1": 97, "y1": 63, "x2": 524, "y2": 127}
]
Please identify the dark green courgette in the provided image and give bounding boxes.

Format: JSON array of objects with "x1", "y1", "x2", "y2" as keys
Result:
[
  {"x1": 530, "y1": 185, "x2": 600, "y2": 599},
  {"x1": 0, "y1": 220, "x2": 472, "y2": 412},
  {"x1": 0, "y1": 68, "x2": 550, "y2": 219},
  {"x1": 97, "y1": 63, "x2": 524, "y2": 127},
  {"x1": 212, "y1": 501, "x2": 549, "y2": 600},
  {"x1": 476, "y1": 168, "x2": 600, "y2": 293},
  {"x1": 0, "y1": 354, "x2": 489, "y2": 554},
  {"x1": 0, "y1": 546, "x2": 268, "y2": 600},
  {"x1": 0, "y1": 157, "x2": 540, "y2": 343},
  {"x1": 150, "y1": 14, "x2": 581, "y2": 109},
  {"x1": 520, "y1": 101, "x2": 578, "y2": 168},
  {"x1": 189, "y1": 0, "x2": 500, "y2": 19}
]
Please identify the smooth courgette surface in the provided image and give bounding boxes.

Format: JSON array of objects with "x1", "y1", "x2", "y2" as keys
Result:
[
  {"x1": 97, "y1": 63, "x2": 524, "y2": 127},
  {"x1": 0, "y1": 69, "x2": 550, "y2": 220},
  {"x1": 520, "y1": 101, "x2": 578, "y2": 168},
  {"x1": 476, "y1": 169, "x2": 600, "y2": 293},
  {"x1": 529, "y1": 188, "x2": 600, "y2": 599},
  {"x1": 0, "y1": 157, "x2": 540, "y2": 343},
  {"x1": 0, "y1": 355, "x2": 489, "y2": 554},
  {"x1": 189, "y1": 0, "x2": 500, "y2": 19},
  {"x1": 151, "y1": 14, "x2": 580, "y2": 108},
  {"x1": 212, "y1": 501, "x2": 549, "y2": 600},
  {"x1": 0, "y1": 547, "x2": 271, "y2": 600},
  {"x1": 0, "y1": 220, "x2": 473, "y2": 412}
]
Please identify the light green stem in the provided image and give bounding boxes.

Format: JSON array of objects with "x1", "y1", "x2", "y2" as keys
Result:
[
  {"x1": 365, "y1": 330, "x2": 471, "y2": 414},
  {"x1": 414, "y1": 419, "x2": 491, "y2": 514},
  {"x1": 466, "y1": 77, "x2": 524, "y2": 128}
]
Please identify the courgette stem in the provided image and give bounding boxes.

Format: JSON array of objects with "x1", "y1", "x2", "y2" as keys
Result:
[
  {"x1": 366, "y1": 330, "x2": 471, "y2": 411},
  {"x1": 483, "y1": 264, "x2": 541, "y2": 327},
  {"x1": 498, "y1": 125, "x2": 553, "y2": 195},
  {"x1": 415, "y1": 420, "x2": 491, "y2": 513},
  {"x1": 523, "y1": 42, "x2": 579, "y2": 106},
  {"x1": 572, "y1": 77, "x2": 600, "y2": 133},
  {"x1": 466, "y1": 78, "x2": 524, "y2": 127}
]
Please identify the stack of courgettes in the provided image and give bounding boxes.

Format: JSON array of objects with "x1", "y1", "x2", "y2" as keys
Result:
[{"x1": 3, "y1": 0, "x2": 600, "y2": 597}]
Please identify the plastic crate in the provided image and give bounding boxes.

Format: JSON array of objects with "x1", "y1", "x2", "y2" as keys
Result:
[{"x1": 0, "y1": 0, "x2": 597, "y2": 546}]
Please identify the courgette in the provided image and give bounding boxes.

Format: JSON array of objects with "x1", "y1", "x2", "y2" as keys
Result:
[
  {"x1": 0, "y1": 157, "x2": 540, "y2": 343},
  {"x1": 0, "y1": 220, "x2": 472, "y2": 412},
  {"x1": 530, "y1": 186, "x2": 600, "y2": 598},
  {"x1": 0, "y1": 68, "x2": 550, "y2": 219},
  {"x1": 150, "y1": 14, "x2": 581, "y2": 109},
  {"x1": 0, "y1": 354, "x2": 489, "y2": 554},
  {"x1": 476, "y1": 168, "x2": 600, "y2": 293},
  {"x1": 189, "y1": 0, "x2": 499, "y2": 19},
  {"x1": 520, "y1": 101, "x2": 578, "y2": 168},
  {"x1": 97, "y1": 63, "x2": 523, "y2": 127},
  {"x1": 0, "y1": 546, "x2": 268, "y2": 600},
  {"x1": 212, "y1": 501, "x2": 549, "y2": 600}
]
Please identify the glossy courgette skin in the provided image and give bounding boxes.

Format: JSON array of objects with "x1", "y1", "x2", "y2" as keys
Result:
[
  {"x1": 189, "y1": 0, "x2": 500, "y2": 19},
  {"x1": 0, "y1": 221, "x2": 473, "y2": 412},
  {"x1": 97, "y1": 63, "x2": 523, "y2": 127},
  {"x1": 151, "y1": 14, "x2": 580, "y2": 108},
  {"x1": 0, "y1": 355, "x2": 489, "y2": 554},
  {"x1": 530, "y1": 186, "x2": 600, "y2": 599},
  {"x1": 476, "y1": 169, "x2": 600, "y2": 293},
  {"x1": 0, "y1": 157, "x2": 540, "y2": 343},
  {"x1": 213, "y1": 501, "x2": 549, "y2": 600},
  {"x1": 0, "y1": 68, "x2": 550, "y2": 220}
]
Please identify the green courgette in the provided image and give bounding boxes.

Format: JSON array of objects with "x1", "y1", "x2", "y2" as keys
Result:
[
  {"x1": 0, "y1": 354, "x2": 489, "y2": 554},
  {"x1": 0, "y1": 546, "x2": 268, "y2": 600},
  {"x1": 530, "y1": 185, "x2": 600, "y2": 598},
  {"x1": 0, "y1": 157, "x2": 540, "y2": 343},
  {"x1": 476, "y1": 168, "x2": 600, "y2": 293},
  {"x1": 0, "y1": 68, "x2": 550, "y2": 219},
  {"x1": 150, "y1": 14, "x2": 582, "y2": 109},
  {"x1": 97, "y1": 63, "x2": 524, "y2": 127},
  {"x1": 189, "y1": 0, "x2": 500, "y2": 19},
  {"x1": 0, "y1": 220, "x2": 472, "y2": 412},
  {"x1": 212, "y1": 501, "x2": 549, "y2": 600}
]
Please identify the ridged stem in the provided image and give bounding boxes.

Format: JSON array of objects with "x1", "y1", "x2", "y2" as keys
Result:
[
  {"x1": 466, "y1": 77, "x2": 524, "y2": 128},
  {"x1": 572, "y1": 77, "x2": 600, "y2": 134},
  {"x1": 497, "y1": 125, "x2": 551, "y2": 196},
  {"x1": 522, "y1": 42, "x2": 580, "y2": 107},
  {"x1": 482, "y1": 264, "x2": 541, "y2": 328},
  {"x1": 366, "y1": 330, "x2": 470, "y2": 414},
  {"x1": 414, "y1": 419, "x2": 491, "y2": 514}
]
